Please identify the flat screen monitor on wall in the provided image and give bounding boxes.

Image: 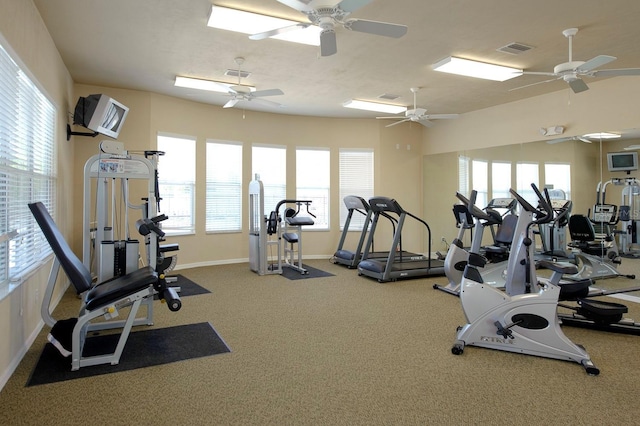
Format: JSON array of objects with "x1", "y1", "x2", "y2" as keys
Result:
[
  {"x1": 607, "y1": 151, "x2": 638, "y2": 173},
  {"x1": 73, "y1": 94, "x2": 129, "y2": 139}
]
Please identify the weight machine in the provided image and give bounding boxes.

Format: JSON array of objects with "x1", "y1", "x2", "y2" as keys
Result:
[
  {"x1": 248, "y1": 176, "x2": 315, "y2": 275},
  {"x1": 597, "y1": 177, "x2": 640, "y2": 257},
  {"x1": 83, "y1": 142, "x2": 179, "y2": 324}
]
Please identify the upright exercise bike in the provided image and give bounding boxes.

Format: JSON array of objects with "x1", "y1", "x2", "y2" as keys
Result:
[
  {"x1": 451, "y1": 184, "x2": 600, "y2": 375},
  {"x1": 434, "y1": 192, "x2": 516, "y2": 296}
]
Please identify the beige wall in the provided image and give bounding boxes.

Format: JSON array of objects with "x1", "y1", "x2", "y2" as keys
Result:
[
  {"x1": 71, "y1": 89, "x2": 425, "y2": 267},
  {"x1": 0, "y1": 0, "x2": 74, "y2": 388}
]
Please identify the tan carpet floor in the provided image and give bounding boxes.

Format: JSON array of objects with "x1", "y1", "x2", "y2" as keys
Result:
[{"x1": 1, "y1": 258, "x2": 640, "y2": 425}]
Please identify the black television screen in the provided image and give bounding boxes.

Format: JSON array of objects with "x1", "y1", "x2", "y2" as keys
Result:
[
  {"x1": 607, "y1": 151, "x2": 638, "y2": 173},
  {"x1": 73, "y1": 94, "x2": 129, "y2": 139}
]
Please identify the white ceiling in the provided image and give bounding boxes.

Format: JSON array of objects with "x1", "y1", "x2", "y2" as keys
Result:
[{"x1": 34, "y1": 0, "x2": 640, "y2": 120}]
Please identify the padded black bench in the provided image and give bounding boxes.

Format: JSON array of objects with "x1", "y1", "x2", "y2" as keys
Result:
[{"x1": 29, "y1": 201, "x2": 181, "y2": 370}]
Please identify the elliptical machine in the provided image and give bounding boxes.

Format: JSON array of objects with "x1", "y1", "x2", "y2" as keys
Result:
[{"x1": 452, "y1": 184, "x2": 600, "y2": 375}]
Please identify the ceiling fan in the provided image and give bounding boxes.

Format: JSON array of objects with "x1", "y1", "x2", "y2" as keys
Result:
[
  {"x1": 218, "y1": 57, "x2": 284, "y2": 109},
  {"x1": 546, "y1": 135, "x2": 593, "y2": 145},
  {"x1": 513, "y1": 27, "x2": 640, "y2": 93},
  {"x1": 250, "y1": 0, "x2": 408, "y2": 57},
  {"x1": 376, "y1": 88, "x2": 459, "y2": 128}
]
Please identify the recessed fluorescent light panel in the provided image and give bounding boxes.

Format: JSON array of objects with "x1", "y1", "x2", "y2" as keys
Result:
[
  {"x1": 343, "y1": 100, "x2": 407, "y2": 114},
  {"x1": 175, "y1": 76, "x2": 255, "y2": 93},
  {"x1": 207, "y1": 5, "x2": 320, "y2": 46},
  {"x1": 582, "y1": 132, "x2": 621, "y2": 139},
  {"x1": 432, "y1": 57, "x2": 522, "y2": 81}
]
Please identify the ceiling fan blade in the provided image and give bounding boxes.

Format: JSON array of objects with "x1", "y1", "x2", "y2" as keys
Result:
[
  {"x1": 223, "y1": 99, "x2": 239, "y2": 108},
  {"x1": 592, "y1": 68, "x2": 640, "y2": 77},
  {"x1": 417, "y1": 119, "x2": 434, "y2": 128},
  {"x1": 345, "y1": 19, "x2": 408, "y2": 38},
  {"x1": 249, "y1": 23, "x2": 309, "y2": 40},
  {"x1": 276, "y1": 0, "x2": 314, "y2": 12},
  {"x1": 569, "y1": 78, "x2": 589, "y2": 93},
  {"x1": 320, "y1": 29, "x2": 337, "y2": 56},
  {"x1": 251, "y1": 88, "x2": 284, "y2": 97},
  {"x1": 424, "y1": 114, "x2": 459, "y2": 120},
  {"x1": 385, "y1": 118, "x2": 410, "y2": 128},
  {"x1": 577, "y1": 55, "x2": 617, "y2": 73},
  {"x1": 624, "y1": 145, "x2": 640, "y2": 151},
  {"x1": 546, "y1": 137, "x2": 574, "y2": 145},
  {"x1": 251, "y1": 97, "x2": 283, "y2": 108},
  {"x1": 337, "y1": 0, "x2": 373, "y2": 13},
  {"x1": 547, "y1": 136, "x2": 591, "y2": 145},
  {"x1": 509, "y1": 76, "x2": 562, "y2": 91},
  {"x1": 520, "y1": 71, "x2": 558, "y2": 77},
  {"x1": 376, "y1": 116, "x2": 403, "y2": 120}
]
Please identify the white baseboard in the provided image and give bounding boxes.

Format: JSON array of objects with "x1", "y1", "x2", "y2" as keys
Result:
[
  {"x1": 0, "y1": 281, "x2": 67, "y2": 392},
  {"x1": 0, "y1": 318, "x2": 44, "y2": 391}
]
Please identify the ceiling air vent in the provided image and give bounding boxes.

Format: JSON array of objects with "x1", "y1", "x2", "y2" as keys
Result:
[
  {"x1": 378, "y1": 93, "x2": 400, "y2": 101},
  {"x1": 224, "y1": 69, "x2": 251, "y2": 79},
  {"x1": 497, "y1": 42, "x2": 534, "y2": 55}
]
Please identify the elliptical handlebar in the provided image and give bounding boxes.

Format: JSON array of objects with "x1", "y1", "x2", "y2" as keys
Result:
[
  {"x1": 455, "y1": 191, "x2": 498, "y2": 223},
  {"x1": 509, "y1": 184, "x2": 554, "y2": 224}
]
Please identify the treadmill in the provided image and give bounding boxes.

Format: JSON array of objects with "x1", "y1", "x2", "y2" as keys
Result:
[
  {"x1": 332, "y1": 196, "x2": 373, "y2": 268},
  {"x1": 357, "y1": 196, "x2": 444, "y2": 282},
  {"x1": 332, "y1": 195, "x2": 426, "y2": 268}
]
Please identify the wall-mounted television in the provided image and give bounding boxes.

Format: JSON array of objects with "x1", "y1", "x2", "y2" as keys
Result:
[
  {"x1": 607, "y1": 151, "x2": 638, "y2": 173},
  {"x1": 73, "y1": 94, "x2": 129, "y2": 139}
]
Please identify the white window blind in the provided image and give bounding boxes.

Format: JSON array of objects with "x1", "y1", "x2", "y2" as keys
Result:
[
  {"x1": 206, "y1": 140, "x2": 242, "y2": 232},
  {"x1": 252, "y1": 145, "x2": 286, "y2": 213},
  {"x1": 296, "y1": 148, "x2": 330, "y2": 230},
  {"x1": 458, "y1": 155, "x2": 470, "y2": 197},
  {"x1": 157, "y1": 134, "x2": 196, "y2": 235},
  {"x1": 0, "y1": 41, "x2": 56, "y2": 295},
  {"x1": 339, "y1": 149, "x2": 373, "y2": 230}
]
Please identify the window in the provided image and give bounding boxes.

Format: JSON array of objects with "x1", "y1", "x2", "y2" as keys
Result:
[
  {"x1": 296, "y1": 148, "x2": 330, "y2": 230},
  {"x1": 206, "y1": 140, "x2": 242, "y2": 232},
  {"x1": 157, "y1": 134, "x2": 196, "y2": 235},
  {"x1": 0, "y1": 41, "x2": 56, "y2": 296},
  {"x1": 339, "y1": 149, "x2": 374, "y2": 230},
  {"x1": 491, "y1": 162, "x2": 511, "y2": 200},
  {"x1": 252, "y1": 145, "x2": 286, "y2": 213},
  {"x1": 472, "y1": 159, "x2": 488, "y2": 208},
  {"x1": 517, "y1": 162, "x2": 539, "y2": 207},
  {"x1": 458, "y1": 155, "x2": 470, "y2": 197},
  {"x1": 545, "y1": 163, "x2": 571, "y2": 200}
]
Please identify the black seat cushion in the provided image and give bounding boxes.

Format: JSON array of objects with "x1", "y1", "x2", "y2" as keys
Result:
[{"x1": 86, "y1": 266, "x2": 158, "y2": 310}]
